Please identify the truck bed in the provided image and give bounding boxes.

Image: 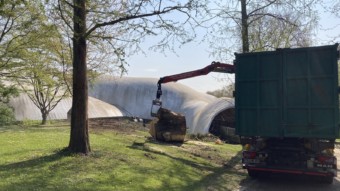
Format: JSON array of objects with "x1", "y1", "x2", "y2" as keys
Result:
[{"x1": 235, "y1": 44, "x2": 340, "y2": 139}]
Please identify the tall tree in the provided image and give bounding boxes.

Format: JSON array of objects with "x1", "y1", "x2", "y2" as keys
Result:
[
  {"x1": 17, "y1": 63, "x2": 70, "y2": 125},
  {"x1": 0, "y1": 1, "x2": 72, "y2": 125},
  {"x1": 70, "y1": 0, "x2": 89, "y2": 153},
  {"x1": 53, "y1": 0, "x2": 206, "y2": 154},
  {"x1": 0, "y1": 0, "x2": 46, "y2": 121},
  {"x1": 240, "y1": 0, "x2": 249, "y2": 52},
  {"x1": 207, "y1": 0, "x2": 318, "y2": 58}
]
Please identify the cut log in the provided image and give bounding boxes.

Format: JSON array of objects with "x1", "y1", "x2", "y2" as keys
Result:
[{"x1": 149, "y1": 108, "x2": 186, "y2": 142}]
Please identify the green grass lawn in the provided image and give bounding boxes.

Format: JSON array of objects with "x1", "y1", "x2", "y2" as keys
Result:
[{"x1": 0, "y1": 120, "x2": 246, "y2": 191}]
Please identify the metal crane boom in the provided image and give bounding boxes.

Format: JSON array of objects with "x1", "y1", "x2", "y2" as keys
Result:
[
  {"x1": 151, "y1": 61, "x2": 235, "y2": 117},
  {"x1": 158, "y1": 62, "x2": 235, "y2": 84}
]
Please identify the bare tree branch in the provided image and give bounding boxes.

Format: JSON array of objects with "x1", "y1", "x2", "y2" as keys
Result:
[{"x1": 85, "y1": 5, "x2": 189, "y2": 38}]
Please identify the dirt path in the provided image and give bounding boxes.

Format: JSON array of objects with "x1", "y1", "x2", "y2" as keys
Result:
[{"x1": 238, "y1": 145, "x2": 340, "y2": 191}]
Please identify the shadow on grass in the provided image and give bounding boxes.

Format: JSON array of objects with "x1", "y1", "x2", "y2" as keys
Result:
[
  {"x1": 0, "y1": 139, "x2": 245, "y2": 191},
  {"x1": 181, "y1": 150, "x2": 246, "y2": 191},
  {"x1": 0, "y1": 148, "x2": 71, "y2": 171},
  {"x1": 0, "y1": 148, "x2": 79, "y2": 191},
  {"x1": 129, "y1": 140, "x2": 215, "y2": 172},
  {"x1": 129, "y1": 140, "x2": 246, "y2": 191}
]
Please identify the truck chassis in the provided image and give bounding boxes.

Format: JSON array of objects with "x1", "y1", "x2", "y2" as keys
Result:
[{"x1": 241, "y1": 137, "x2": 337, "y2": 184}]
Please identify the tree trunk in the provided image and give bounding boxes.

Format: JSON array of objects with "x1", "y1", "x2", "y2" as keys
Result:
[
  {"x1": 68, "y1": 0, "x2": 91, "y2": 154},
  {"x1": 41, "y1": 111, "x2": 48, "y2": 125},
  {"x1": 241, "y1": 0, "x2": 249, "y2": 53}
]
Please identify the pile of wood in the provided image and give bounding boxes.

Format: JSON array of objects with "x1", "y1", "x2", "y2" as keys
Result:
[{"x1": 149, "y1": 108, "x2": 186, "y2": 142}]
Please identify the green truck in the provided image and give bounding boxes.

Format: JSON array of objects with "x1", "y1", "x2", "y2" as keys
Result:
[{"x1": 235, "y1": 44, "x2": 339, "y2": 183}]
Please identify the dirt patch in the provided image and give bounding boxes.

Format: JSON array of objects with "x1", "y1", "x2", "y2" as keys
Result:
[
  {"x1": 179, "y1": 140, "x2": 242, "y2": 168},
  {"x1": 89, "y1": 117, "x2": 149, "y2": 133}
]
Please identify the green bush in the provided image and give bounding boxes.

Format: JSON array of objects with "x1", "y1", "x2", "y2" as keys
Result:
[{"x1": 0, "y1": 103, "x2": 16, "y2": 126}]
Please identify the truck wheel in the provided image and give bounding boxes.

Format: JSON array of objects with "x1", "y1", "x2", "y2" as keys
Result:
[{"x1": 247, "y1": 169, "x2": 259, "y2": 178}]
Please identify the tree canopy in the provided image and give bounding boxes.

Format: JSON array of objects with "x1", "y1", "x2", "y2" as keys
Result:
[
  {"x1": 0, "y1": 0, "x2": 45, "y2": 124},
  {"x1": 15, "y1": 23, "x2": 70, "y2": 125},
  {"x1": 207, "y1": 0, "x2": 318, "y2": 59}
]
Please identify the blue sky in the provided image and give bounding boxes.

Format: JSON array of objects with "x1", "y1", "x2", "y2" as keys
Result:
[
  {"x1": 126, "y1": 41, "x2": 235, "y2": 93},
  {"x1": 126, "y1": 4, "x2": 339, "y2": 93}
]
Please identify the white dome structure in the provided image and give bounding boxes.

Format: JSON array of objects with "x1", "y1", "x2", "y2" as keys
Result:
[
  {"x1": 8, "y1": 76, "x2": 234, "y2": 135},
  {"x1": 89, "y1": 76, "x2": 234, "y2": 134},
  {"x1": 8, "y1": 94, "x2": 123, "y2": 121}
]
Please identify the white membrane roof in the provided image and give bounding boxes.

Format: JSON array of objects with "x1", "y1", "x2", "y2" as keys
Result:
[
  {"x1": 8, "y1": 76, "x2": 234, "y2": 134},
  {"x1": 89, "y1": 77, "x2": 234, "y2": 134},
  {"x1": 9, "y1": 94, "x2": 123, "y2": 121}
]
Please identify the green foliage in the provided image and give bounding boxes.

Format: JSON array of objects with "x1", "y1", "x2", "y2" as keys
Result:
[
  {"x1": 0, "y1": 121, "x2": 245, "y2": 190},
  {"x1": 0, "y1": 83, "x2": 17, "y2": 125},
  {"x1": 0, "y1": 103, "x2": 15, "y2": 125},
  {"x1": 0, "y1": 0, "x2": 49, "y2": 124},
  {"x1": 12, "y1": 8, "x2": 71, "y2": 124},
  {"x1": 0, "y1": 0, "x2": 46, "y2": 69},
  {"x1": 0, "y1": 83, "x2": 18, "y2": 103}
]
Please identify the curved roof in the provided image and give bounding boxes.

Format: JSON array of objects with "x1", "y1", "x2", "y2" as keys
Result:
[
  {"x1": 8, "y1": 94, "x2": 123, "y2": 121},
  {"x1": 89, "y1": 76, "x2": 234, "y2": 134},
  {"x1": 8, "y1": 76, "x2": 234, "y2": 134}
]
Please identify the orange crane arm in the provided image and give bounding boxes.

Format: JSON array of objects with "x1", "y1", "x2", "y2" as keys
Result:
[
  {"x1": 151, "y1": 61, "x2": 235, "y2": 117},
  {"x1": 156, "y1": 61, "x2": 235, "y2": 99},
  {"x1": 158, "y1": 61, "x2": 235, "y2": 84}
]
